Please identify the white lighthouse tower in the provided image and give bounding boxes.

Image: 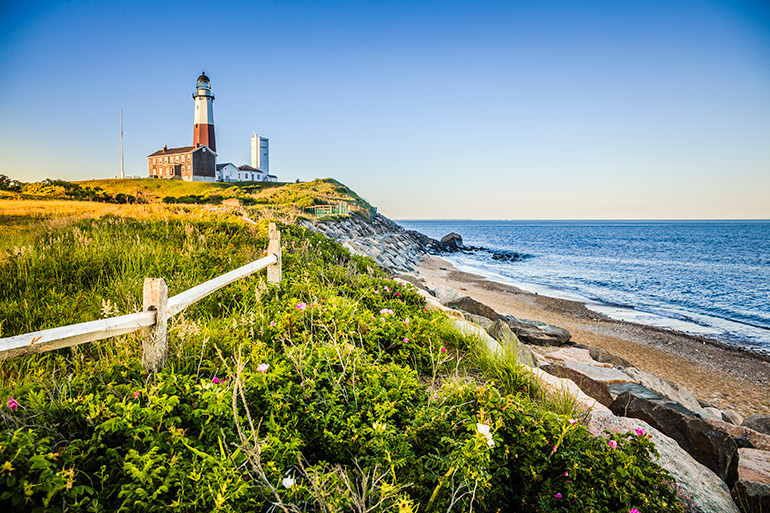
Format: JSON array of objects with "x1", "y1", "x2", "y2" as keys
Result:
[{"x1": 193, "y1": 72, "x2": 216, "y2": 152}]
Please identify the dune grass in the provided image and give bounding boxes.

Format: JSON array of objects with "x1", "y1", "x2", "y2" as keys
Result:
[{"x1": 0, "y1": 200, "x2": 682, "y2": 512}]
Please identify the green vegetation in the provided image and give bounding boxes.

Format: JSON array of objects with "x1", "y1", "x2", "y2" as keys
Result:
[{"x1": 0, "y1": 199, "x2": 682, "y2": 512}]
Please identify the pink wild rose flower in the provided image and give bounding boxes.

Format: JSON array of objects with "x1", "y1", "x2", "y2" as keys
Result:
[
  {"x1": 608, "y1": 439, "x2": 618, "y2": 449},
  {"x1": 635, "y1": 428, "x2": 646, "y2": 436},
  {"x1": 257, "y1": 363, "x2": 270, "y2": 373},
  {"x1": 7, "y1": 397, "x2": 18, "y2": 410}
]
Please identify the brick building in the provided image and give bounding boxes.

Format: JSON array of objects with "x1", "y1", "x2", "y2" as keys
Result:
[{"x1": 147, "y1": 144, "x2": 216, "y2": 181}]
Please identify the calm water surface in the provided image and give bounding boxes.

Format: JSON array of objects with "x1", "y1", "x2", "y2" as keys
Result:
[{"x1": 398, "y1": 220, "x2": 770, "y2": 354}]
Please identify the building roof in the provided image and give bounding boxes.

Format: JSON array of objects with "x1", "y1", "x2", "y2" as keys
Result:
[
  {"x1": 147, "y1": 145, "x2": 215, "y2": 157},
  {"x1": 147, "y1": 146, "x2": 195, "y2": 157},
  {"x1": 216, "y1": 163, "x2": 237, "y2": 170},
  {"x1": 238, "y1": 165, "x2": 261, "y2": 172}
]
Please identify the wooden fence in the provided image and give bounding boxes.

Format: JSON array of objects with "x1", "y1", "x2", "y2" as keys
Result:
[{"x1": 0, "y1": 223, "x2": 282, "y2": 372}]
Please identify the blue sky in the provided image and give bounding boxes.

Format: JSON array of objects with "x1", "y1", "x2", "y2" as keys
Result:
[{"x1": 1, "y1": 0, "x2": 769, "y2": 219}]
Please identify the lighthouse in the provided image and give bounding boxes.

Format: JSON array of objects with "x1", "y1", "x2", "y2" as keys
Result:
[{"x1": 192, "y1": 72, "x2": 216, "y2": 152}]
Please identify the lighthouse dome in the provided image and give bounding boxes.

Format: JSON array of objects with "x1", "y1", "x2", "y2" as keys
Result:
[{"x1": 197, "y1": 72, "x2": 210, "y2": 83}]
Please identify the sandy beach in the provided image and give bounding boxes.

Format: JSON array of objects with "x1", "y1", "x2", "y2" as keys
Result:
[{"x1": 415, "y1": 255, "x2": 770, "y2": 418}]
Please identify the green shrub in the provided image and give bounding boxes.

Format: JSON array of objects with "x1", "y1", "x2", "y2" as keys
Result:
[{"x1": 0, "y1": 213, "x2": 683, "y2": 512}]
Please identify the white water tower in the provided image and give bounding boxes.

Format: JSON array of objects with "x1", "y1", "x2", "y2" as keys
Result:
[{"x1": 250, "y1": 133, "x2": 269, "y2": 173}]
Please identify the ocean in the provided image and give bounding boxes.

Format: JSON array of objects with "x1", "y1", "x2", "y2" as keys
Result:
[{"x1": 397, "y1": 220, "x2": 770, "y2": 355}]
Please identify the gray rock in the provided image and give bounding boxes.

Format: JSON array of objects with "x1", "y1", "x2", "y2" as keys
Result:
[
  {"x1": 622, "y1": 366, "x2": 712, "y2": 418},
  {"x1": 609, "y1": 382, "x2": 666, "y2": 402},
  {"x1": 440, "y1": 232, "x2": 463, "y2": 249},
  {"x1": 432, "y1": 285, "x2": 463, "y2": 305},
  {"x1": 462, "y1": 313, "x2": 494, "y2": 329},
  {"x1": 610, "y1": 390, "x2": 739, "y2": 487},
  {"x1": 500, "y1": 314, "x2": 571, "y2": 346},
  {"x1": 542, "y1": 347, "x2": 612, "y2": 367},
  {"x1": 586, "y1": 345, "x2": 634, "y2": 368},
  {"x1": 732, "y1": 479, "x2": 770, "y2": 513},
  {"x1": 723, "y1": 409, "x2": 744, "y2": 426},
  {"x1": 486, "y1": 320, "x2": 537, "y2": 367},
  {"x1": 446, "y1": 296, "x2": 502, "y2": 322},
  {"x1": 704, "y1": 407, "x2": 726, "y2": 422},
  {"x1": 587, "y1": 410, "x2": 740, "y2": 513},
  {"x1": 744, "y1": 416, "x2": 770, "y2": 436},
  {"x1": 542, "y1": 362, "x2": 615, "y2": 406}
]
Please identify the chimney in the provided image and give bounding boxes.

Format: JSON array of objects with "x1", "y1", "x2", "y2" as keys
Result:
[{"x1": 163, "y1": 145, "x2": 168, "y2": 151}]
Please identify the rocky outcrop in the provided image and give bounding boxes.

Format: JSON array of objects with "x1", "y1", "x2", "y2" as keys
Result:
[
  {"x1": 300, "y1": 213, "x2": 442, "y2": 272},
  {"x1": 440, "y1": 232, "x2": 463, "y2": 249},
  {"x1": 301, "y1": 213, "x2": 529, "y2": 272},
  {"x1": 610, "y1": 390, "x2": 739, "y2": 487}
]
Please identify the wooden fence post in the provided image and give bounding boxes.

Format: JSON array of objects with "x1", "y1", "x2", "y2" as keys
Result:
[
  {"x1": 267, "y1": 222, "x2": 282, "y2": 284},
  {"x1": 142, "y1": 278, "x2": 168, "y2": 372}
]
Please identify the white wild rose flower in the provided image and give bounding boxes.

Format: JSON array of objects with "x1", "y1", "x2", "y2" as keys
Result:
[
  {"x1": 282, "y1": 477, "x2": 295, "y2": 488},
  {"x1": 476, "y1": 423, "x2": 495, "y2": 447}
]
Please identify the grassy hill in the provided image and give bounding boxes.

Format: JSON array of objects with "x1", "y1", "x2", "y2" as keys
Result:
[
  {"x1": 74, "y1": 177, "x2": 372, "y2": 210},
  {"x1": 0, "y1": 187, "x2": 681, "y2": 512}
]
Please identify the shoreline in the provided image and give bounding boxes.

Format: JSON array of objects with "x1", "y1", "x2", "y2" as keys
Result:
[{"x1": 413, "y1": 255, "x2": 770, "y2": 418}]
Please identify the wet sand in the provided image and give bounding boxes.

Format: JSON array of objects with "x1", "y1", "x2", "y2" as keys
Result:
[{"x1": 414, "y1": 255, "x2": 770, "y2": 418}]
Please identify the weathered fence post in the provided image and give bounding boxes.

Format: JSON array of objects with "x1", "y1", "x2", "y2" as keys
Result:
[
  {"x1": 267, "y1": 222, "x2": 282, "y2": 284},
  {"x1": 142, "y1": 278, "x2": 168, "y2": 372}
]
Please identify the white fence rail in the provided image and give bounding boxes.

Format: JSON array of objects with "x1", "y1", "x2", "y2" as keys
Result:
[{"x1": 0, "y1": 223, "x2": 283, "y2": 371}]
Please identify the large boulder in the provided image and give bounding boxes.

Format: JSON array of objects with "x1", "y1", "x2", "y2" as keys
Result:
[
  {"x1": 446, "y1": 296, "x2": 502, "y2": 322},
  {"x1": 738, "y1": 448, "x2": 770, "y2": 484},
  {"x1": 500, "y1": 314, "x2": 571, "y2": 346},
  {"x1": 463, "y1": 313, "x2": 494, "y2": 329},
  {"x1": 587, "y1": 410, "x2": 739, "y2": 513},
  {"x1": 743, "y1": 416, "x2": 770, "y2": 436},
  {"x1": 621, "y1": 367, "x2": 716, "y2": 420},
  {"x1": 585, "y1": 345, "x2": 634, "y2": 368},
  {"x1": 440, "y1": 232, "x2": 463, "y2": 250},
  {"x1": 732, "y1": 480, "x2": 770, "y2": 513},
  {"x1": 541, "y1": 347, "x2": 612, "y2": 367},
  {"x1": 486, "y1": 319, "x2": 537, "y2": 368},
  {"x1": 610, "y1": 390, "x2": 739, "y2": 487},
  {"x1": 723, "y1": 409, "x2": 745, "y2": 426},
  {"x1": 431, "y1": 285, "x2": 463, "y2": 305},
  {"x1": 542, "y1": 361, "x2": 634, "y2": 407}
]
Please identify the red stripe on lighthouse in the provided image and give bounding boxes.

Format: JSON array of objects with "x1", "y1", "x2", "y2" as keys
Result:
[{"x1": 193, "y1": 124, "x2": 216, "y2": 152}]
